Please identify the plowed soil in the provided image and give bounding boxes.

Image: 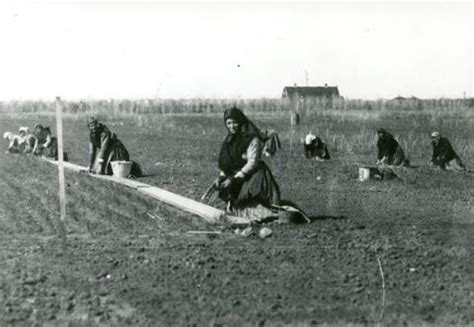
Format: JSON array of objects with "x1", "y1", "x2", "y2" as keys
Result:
[{"x1": 1, "y1": 114, "x2": 473, "y2": 326}]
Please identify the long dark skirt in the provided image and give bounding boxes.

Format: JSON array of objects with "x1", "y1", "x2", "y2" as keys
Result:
[
  {"x1": 101, "y1": 139, "x2": 130, "y2": 175},
  {"x1": 304, "y1": 142, "x2": 330, "y2": 160},
  {"x1": 219, "y1": 162, "x2": 281, "y2": 208},
  {"x1": 388, "y1": 145, "x2": 407, "y2": 166},
  {"x1": 434, "y1": 156, "x2": 465, "y2": 171},
  {"x1": 36, "y1": 137, "x2": 58, "y2": 159}
]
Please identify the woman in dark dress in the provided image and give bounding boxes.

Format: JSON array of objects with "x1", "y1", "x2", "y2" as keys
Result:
[
  {"x1": 215, "y1": 107, "x2": 308, "y2": 222},
  {"x1": 87, "y1": 116, "x2": 131, "y2": 175},
  {"x1": 430, "y1": 131, "x2": 465, "y2": 171},
  {"x1": 32, "y1": 124, "x2": 58, "y2": 159},
  {"x1": 304, "y1": 133, "x2": 330, "y2": 160},
  {"x1": 376, "y1": 128, "x2": 409, "y2": 167}
]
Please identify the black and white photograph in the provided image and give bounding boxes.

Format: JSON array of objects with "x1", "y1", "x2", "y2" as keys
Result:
[{"x1": 0, "y1": 0, "x2": 472, "y2": 325}]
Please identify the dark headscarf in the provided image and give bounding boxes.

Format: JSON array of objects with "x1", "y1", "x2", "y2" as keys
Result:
[
  {"x1": 34, "y1": 123, "x2": 44, "y2": 130},
  {"x1": 87, "y1": 116, "x2": 98, "y2": 125},
  {"x1": 377, "y1": 128, "x2": 394, "y2": 139},
  {"x1": 88, "y1": 117, "x2": 108, "y2": 147},
  {"x1": 376, "y1": 128, "x2": 399, "y2": 160},
  {"x1": 223, "y1": 107, "x2": 265, "y2": 139},
  {"x1": 218, "y1": 107, "x2": 262, "y2": 175},
  {"x1": 223, "y1": 107, "x2": 247, "y2": 124}
]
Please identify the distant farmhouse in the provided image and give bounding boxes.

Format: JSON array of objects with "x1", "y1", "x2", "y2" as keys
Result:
[
  {"x1": 282, "y1": 84, "x2": 341, "y2": 102},
  {"x1": 392, "y1": 95, "x2": 419, "y2": 101}
]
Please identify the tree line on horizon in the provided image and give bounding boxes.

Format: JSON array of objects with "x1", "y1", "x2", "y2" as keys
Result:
[{"x1": 1, "y1": 97, "x2": 473, "y2": 115}]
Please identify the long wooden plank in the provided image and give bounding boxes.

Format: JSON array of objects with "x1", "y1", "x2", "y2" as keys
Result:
[
  {"x1": 93, "y1": 174, "x2": 151, "y2": 189},
  {"x1": 137, "y1": 186, "x2": 223, "y2": 223},
  {"x1": 43, "y1": 159, "x2": 248, "y2": 225},
  {"x1": 48, "y1": 160, "x2": 88, "y2": 173}
]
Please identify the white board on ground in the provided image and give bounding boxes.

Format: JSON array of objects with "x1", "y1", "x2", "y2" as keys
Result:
[{"x1": 42, "y1": 159, "x2": 248, "y2": 225}]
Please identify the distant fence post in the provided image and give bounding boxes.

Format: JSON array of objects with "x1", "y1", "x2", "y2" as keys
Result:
[
  {"x1": 290, "y1": 111, "x2": 300, "y2": 126},
  {"x1": 289, "y1": 110, "x2": 300, "y2": 152},
  {"x1": 55, "y1": 97, "x2": 67, "y2": 252}
]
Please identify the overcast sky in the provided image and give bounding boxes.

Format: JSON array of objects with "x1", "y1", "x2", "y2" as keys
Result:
[{"x1": 0, "y1": 1, "x2": 472, "y2": 100}]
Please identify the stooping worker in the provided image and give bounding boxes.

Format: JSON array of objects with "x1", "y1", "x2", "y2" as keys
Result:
[
  {"x1": 32, "y1": 124, "x2": 58, "y2": 159},
  {"x1": 260, "y1": 128, "x2": 281, "y2": 157},
  {"x1": 376, "y1": 128, "x2": 409, "y2": 167},
  {"x1": 87, "y1": 116, "x2": 132, "y2": 175},
  {"x1": 3, "y1": 128, "x2": 37, "y2": 154},
  {"x1": 304, "y1": 133, "x2": 330, "y2": 160},
  {"x1": 430, "y1": 131, "x2": 466, "y2": 171},
  {"x1": 3, "y1": 132, "x2": 23, "y2": 154},
  {"x1": 18, "y1": 127, "x2": 36, "y2": 153},
  {"x1": 214, "y1": 107, "x2": 309, "y2": 222}
]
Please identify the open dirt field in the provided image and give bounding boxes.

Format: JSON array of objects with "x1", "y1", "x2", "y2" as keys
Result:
[{"x1": 1, "y1": 111, "x2": 473, "y2": 326}]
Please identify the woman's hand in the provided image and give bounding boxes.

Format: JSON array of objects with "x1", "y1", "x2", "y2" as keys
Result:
[
  {"x1": 376, "y1": 157, "x2": 387, "y2": 166},
  {"x1": 214, "y1": 174, "x2": 227, "y2": 188},
  {"x1": 220, "y1": 177, "x2": 234, "y2": 189},
  {"x1": 212, "y1": 177, "x2": 225, "y2": 188},
  {"x1": 234, "y1": 171, "x2": 246, "y2": 179},
  {"x1": 91, "y1": 163, "x2": 102, "y2": 174}
]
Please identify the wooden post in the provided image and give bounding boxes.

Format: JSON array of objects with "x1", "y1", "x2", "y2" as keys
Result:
[
  {"x1": 290, "y1": 128, "x2": 296, "y2": 152},
  {"x1": 55, "y1": 97, "x2": 67, "y2": 252},
  {"x1": 290, "y1": 111, "x2": 300, "y2": 126}
]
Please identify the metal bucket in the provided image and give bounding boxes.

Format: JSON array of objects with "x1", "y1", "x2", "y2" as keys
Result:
[
  {"x1": 358, "y1": 167, "x2": 371, "y2": 181},
  {"x1": 111, "y1": 161, "x2": 133, "y2": 178}
]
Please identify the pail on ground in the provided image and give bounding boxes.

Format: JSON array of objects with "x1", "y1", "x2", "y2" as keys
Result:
[
  {"x1": 358, "y1": 167, "x2": 371, "y2": 181},
  {"x1": 111, "y1": 161, "x2": 133, "y2": 178}
]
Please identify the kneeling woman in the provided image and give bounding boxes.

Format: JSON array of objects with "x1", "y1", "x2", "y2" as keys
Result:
[
  {"x1": 33, "y1": 124, "x2": 58, "y2": 159},
  {"x1": 376, "y1": 128, "x2": 409, "y2": 167},
  {"x1": 216, "y1": 107, "x2": 308, "y2": 222},
  {"x1": 88, "y1": 116, "x2": 141, "y2": 176}
]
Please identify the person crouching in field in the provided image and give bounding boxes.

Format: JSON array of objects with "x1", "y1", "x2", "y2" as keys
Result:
[
  {"x1": 214, "y1": 107, "x2": 309, "y2": 222},
  {"x1": 3, "y1": 132, "x2": 24, "y2": 154},
  {"x1": 376, "y1": 128, "x2": 409, "y2": 167},
  {"x1": 87, "y1": 116, "x2": 141, "y2": 176},
  {"x1": 3, "y1": 128, "x2": 37, "y2": 154},
  {"x1": 18, "y1": 127, "x2": 36, "y2": 154},
  {"x1": 260, "y1": 129, "x2": 281, "y2": 157},
  {"x1": 32, "y1": 124, "x2": 59, "y2": 159},
  {"x1": 430, "y1": 131, "x2": 466, "y2": 171},
  {"x1": 304, "y1": 133, "x2": 330, "y2": 160}
]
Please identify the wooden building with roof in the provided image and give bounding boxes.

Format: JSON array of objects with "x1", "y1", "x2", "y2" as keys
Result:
[{"x1": 282, "y1": 84, "x2": 341, "y2": 102}]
